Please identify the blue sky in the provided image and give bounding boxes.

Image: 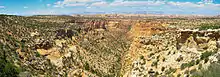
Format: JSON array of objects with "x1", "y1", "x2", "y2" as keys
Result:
[{"x1": 0, "y1": 0, "x2": 219, "y2": 15}]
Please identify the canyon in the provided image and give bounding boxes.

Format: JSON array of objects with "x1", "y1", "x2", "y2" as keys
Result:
[{"x1": 0, "y1": 15, "x2": 220, "y2": 77}]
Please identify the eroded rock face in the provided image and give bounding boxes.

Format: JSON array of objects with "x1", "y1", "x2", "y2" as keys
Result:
[
  {"x1": 177, "y1": 30, "x2": 220, "y2": 51},
  {"x1": 35, "y1": 40, "x2": 53, "y2": 50},
  {"x1": 130, "y1": 22, "x2": 166, "y2": 37},
  {"x1": 70, "y1": 19, "x2": 108, "y2": 31},
  {"x1": 56, "y1": 29, "x2": 78, "y2": 39}
]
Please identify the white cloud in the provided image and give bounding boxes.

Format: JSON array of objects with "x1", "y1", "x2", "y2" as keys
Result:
[
  {"x1": 0, "y1": 6, "x2": 5, "y2": 8},
  {"x1": 54, "y1": 0, "x2": 91, "y2": 7},
  {"x1": 31, "y1": 10, "x2": 58, "y2": 15},
  {"x1": 167, "y1": 2, "x2": 201, "y2": 7},
  {"x1": 50, "y1": 0, "x2": 220, "y2": 15},
  {"x1": 106, "y1": 0, "x2": 219, "y2": 9},
  {"x1": 54, "y1": 1, "x2": 64, "y2": 7},
  {"x1": 202, "y1": 0, "x2": 213, "y2": 4},
  {"x1": 63, "y1": 0, "x2": 91, "y2": 3},
  {"x1": 212, "y1": 4, "x2": 220, "y2": 7},
  {"x1": 24, "y1": 6, "x2": 28, "y2": 8},
  {"x1": 167, "y1": 1, "x2": 220, "y2": 9},
  {"x1": 109, "y1": 1, "x2": 165, "y2": 6},
  {"x1": 47, "y1": 4, "x2": 51, "y2": 7},
  {"x1": 91, "y1": 1, "x2": 108, "y2": 6},
  {"x1": 66, "y1": 3, "x2": 87, "y2": 6}
]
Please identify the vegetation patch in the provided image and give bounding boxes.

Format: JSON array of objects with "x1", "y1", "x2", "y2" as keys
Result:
[
  {"x1": 181, "y1": 60, "x2": 195, "y2": 70},
  {"x1": 165, "y1": 67, "x2": 177, "y2": 74},
  {"x1": 199, "y1": 23, "x2": 220, "y2": 30},
  {"x1": 200, "y1": 51, "x2": 214, "y2": 60},
  {"x1": 0, "y1": 58, "x2": 21, "y2": 77},
  {"x1": 191, "y1": 63, "x2": 220, "y2": 77}
]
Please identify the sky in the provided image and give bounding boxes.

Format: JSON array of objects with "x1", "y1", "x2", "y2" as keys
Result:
[{"x1": 0, "y1": 0, "x2": 219, "y2": 15}]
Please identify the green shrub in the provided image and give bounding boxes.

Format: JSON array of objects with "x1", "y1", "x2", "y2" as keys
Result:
[
  {"x1": 84, "y1": 62, "x2": 90, "y2": 70},
  {"x1": 196, "y1": 59, "x2": 200, "y2": 65},
  {"x1": 168, "y1": 51, "x2": 171, "y2": 55},
  {"x1": 149, "y1": 53, "x2": 155, "y2": 57},
  {"x1": 198, "y1": 64, "x2": 202, "y2": 69},
  {"x1": 200, "y1": 51, "x2": 213, "y2": 60},
  {"x1": 151, "y1": 61, "x2": 158, "y2": 67},
  {"x1": 181, "y1": 63, "x2": 188, "y2": 70},
  {"x1": 188, "y1": 60, "x2": 195, "y2": 67},
  {"x1": 162, "y1": 58, "x2": 166, "y2": 62},
  {"x1": 180, "y1": 60, "x2": 195, "y2": 70},
  {"x1": 140, "y1": 55, "x2": 144, "y2": 59},
  {"x1": 204, "y1": 58, "x2": 209, "y2": 63},
  {"x1": 165, "y1": 68, "x2": 177, "y2": 74},
  {"x1": 190, "y1": 69, "x2": 197, "y2": 74},
  {"x1": 35, "y1": 52, "x2": 41, "y2": 57},
  {"x1": 191, "y1": 63, "x2": 220, "y2": 77},
  {"x1": 176, "y1": 56, "x2": 183, "y2": 62},
  {"x1": 161, "y1": 67, "x2": 165, "y2": 71},
  {"x1": 128, "y1": 25, "x2": 132, "y2": 30},
  {"x1": 177, "y1": 74, "x2": 181, "y2": 77},
  {"x1": 199, "y1": 23, "x2": 220, "y2": 30},
  {"x1": 0, "y1": 58, "x2": 21, "y2": 77}
]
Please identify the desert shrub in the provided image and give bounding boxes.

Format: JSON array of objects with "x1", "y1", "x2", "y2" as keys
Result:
[
  {"x1": 200, "y1": 51, "x2": 213, "y2": 60},
  {"x1": 196, "y1": 59, "x2": 200, "y2": 65},
  {"x1": 180, "y1": 60, "x2": 195, "y2": 70},
  {"x1": 0, "y1": 58, "x2": 21, "y2": 77},
  {"x1": 191, "y1": 63, "x2": 220, "y2": 77},
  {"x1": 176, "y1": 56, "x2": 183, "y2": 62},
  {"x1": 165, "y1": 68, "x2": 177, "y2": 74},
  {"x1": 190, "y1": 69, "x2": 197, "y2": 74},
  {"x1": 198, "y1": 64, "x2": 202, "y2": 69},
  {"x1": 156, "y1": 55, "x2": 160, "y2": 59},
  {"x1": 149, "y1": 53, "x2": 155, "y2": 57},
  {"x1": 84, "y1": 62, "x2": 90, "y2": 70},
  {"x1": 140, "y1": 55, "x2": 144, "y2": 59},
  {"x1": 35, "y1": 52, "x2": 41, "y2": 57},
  {"x1": 204, "y1": 58, "x2": 209, "y2": 63},
  {"x1": 162, "y1": 58, "x2": 166, "y2": 62},
  {"x1": 181, "y1": 63, "x2": 188, "y2": 70},
  {"x1": 128, "y1": 25, "x2": 132, "y2": 30},
  {"x1": 161, "y1": 67, "x2": 165, "y2": 71},
  {"x1": 188, "y1": 60, "x2": 195, "y2": 67},
  {"x1": 177, "y1": 74, "x2": 181, "y2": 77},
  {"x1": 168, "y1": 51, "x2": 171, "y2": 55},
  {"x1": 151, "y1": 61, "x2": 158, "y2": 67}
]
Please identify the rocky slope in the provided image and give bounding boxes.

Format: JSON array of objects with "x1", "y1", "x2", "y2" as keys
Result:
[
  {"x1": 1, "y1": 15, "x2": 220, "y2": 77},
  {"x1": 121, "y1": 22, "x2": 220, "y2": 77}
]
